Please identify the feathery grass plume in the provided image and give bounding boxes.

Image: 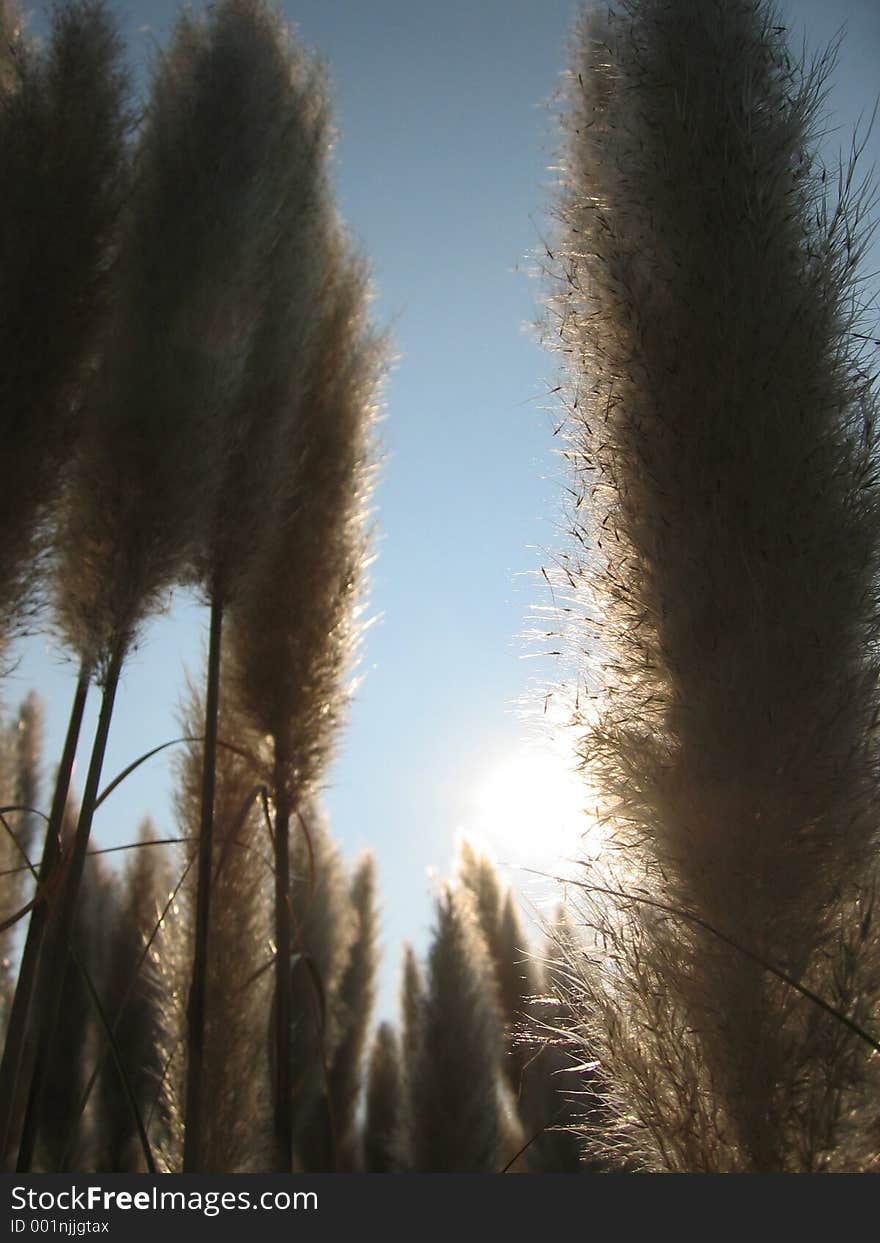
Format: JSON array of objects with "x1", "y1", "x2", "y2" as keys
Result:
[
  {"x1": 228, "y1": 236, "x2": 383, "y2": 823},
  {"x1": 0, "y1": 693, "x2": 43, "y2": 1021},
  {"x1": 227, "y1": 236, "x2": 383, "y2": 1170},
  {"x1": 227, "y1": 236, "x2": 383, "y2": 801},
  {"x1": 454, "y1": 846, "x2": 551, "y2": 1170},
  {"x1": 54, "y1": 0, "x2": 307, "y2": 677},
  {"x1": 363, "y1": 1022, "x2": 403, "y2": 1173},
  {"x1": 457, "y1": 843, "x2": 539, "y2": 1098},
  {"x1": 495, "y1": 892, "x2": 538, "y2": 1043},
  {"x1": 393, "y1": 943, "x2": 424, "y2": 1171},
  {"x1": 173, "y1": 2, "x2": 334, "y2": 1171},
  {"x1": 0, "y1": 1, "x2": 132, "y2": 1163},
  {"x1": 36, "y1": 852, "x2": 119, "y2": 1172},
  {"x1": 493, "y1": 891, "x2": 543, "y2": 1127},
  {"x1": 399, "y1": 941, "x2": 425, "y2": 1084},
  {"x1": 549, "y1": 0, "x2": 880, "y2": 1170},
  {"x1": 146, "y1": 853, "x2": 191, "y2": 1176},
  {"x1": 457, "y1": 839, "x2": 504, "y2": 961},
  {"x1": 521, "y1": 909, "x2": 621, "y2": 1172},
  {"x1": 0, "y1": 0, "x2": 131, "y2": 641},
  {"x1": 299, "y1": 852, "x2": 378, "y2": 1171},
  {"x1": 285, "y1": 805, "x2": 356, "y2": 1170},
  {"x1": 91, "y1": 820, "x2": 176, "y2": 1172},
  {"x1": 404, "y1": 888, "x2": 505, "y2": 1172},
  {"x1": 10, "y1": 694, "x2": 42, "y2": 863},
  {"x1": 327, "y1": 854, "x2": 378, "y2": 1170},
  {"x1": 172, "y1": 678, "x2": 273, "y2": 1173},
  {"x1": 191, "y1": 0, "x2": 330, "y2": 612}
]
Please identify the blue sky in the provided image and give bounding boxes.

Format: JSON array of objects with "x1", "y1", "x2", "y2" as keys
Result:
[{"x1": 8, "y1": 0, "x2": 880, "y2": 1022}]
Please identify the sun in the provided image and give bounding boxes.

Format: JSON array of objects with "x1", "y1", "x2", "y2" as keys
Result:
[{"x1": 460, "y1": 734, "x2": 605, "y2": 883}]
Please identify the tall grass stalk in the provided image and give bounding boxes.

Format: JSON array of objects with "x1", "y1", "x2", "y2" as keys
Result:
[
  {"x1": 173, "y1": 1, "x2": 331, "y2": 1168},
  {"x1": 1, "y1": 0, "x2": 130, "y2": 1157},
  {"x1": 550, "y1": 0, "x2": 880, "y2": 1169},
  {"x1": 286, "y1": 808, "x2": 356, "y2": 1170},
  {"x1": 227, "y1": 242, "x2": 383, "y2": 1169},
  {"x1": 17, "y1": 648, "x2": 122, "y2": 1169},
  {"x1": 17, "y1": 0, "x2": 296, "y2": 1163},
  {"x1": 84, "y1": 819, "x2": 172, "y2": 1171},
  {"x1": 298, "y1": 853, "x2": 378, "y2": 1170},
  {"x1": 363, "y1": 1023, "x2": 402, "y2": 1173},
  {"x1": 176, "y1": 682, "x2": 272, "y2": 1172},
  {"x1": 0, "y1": 0, "x2": 130, "y2": 641},
  {"x1": 403, "y1": 889, "x2": 505, "y2": 1172}
]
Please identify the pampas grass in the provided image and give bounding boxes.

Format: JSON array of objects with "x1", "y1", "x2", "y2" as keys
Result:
[
  {"x1": 0, "y1": 694, "x2": 42, "y2": 1034},
  {"x1": 176, "y1": 682, "x2": 273, "y2": 1173},
  {"x1": 0, "y1": 0, "x2": 130, "y2": 643},
  {"x1": 0, "y1": 0, "x2": 386, "y2": 1178},
  {"x1": 403, "y1": 888, "x2": 505, "y2": 1172},
  {"x1": 457, "y1": 842, "x2": 538, "y2": 1096},
  {"x1": 227, "y1": 236, "x2": 383, "y2": 1169},
  {"x1": 286, "y1": 806, "x2": 356, "y2": 1170},
  {"x1": 547, "y1": 0, "x2": 880, "y2": 1170},
  {"x1": 165, "y1": 1, "x2": 335, "y2": 1169},
  {"x1": 364, "y1": 1022, "x2": 403, "y2": 1173},
  {"x1": 91, "y1": 820, "x2": 175, "y2": 1173},
  {"x1": 0, "y1": 0, "x2": 132, "y2": 1164},
  {"x1": 298, "y1": 852, "x2": 378, "y2": 1171}
]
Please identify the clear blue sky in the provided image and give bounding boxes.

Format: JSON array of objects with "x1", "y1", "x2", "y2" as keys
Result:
[{"x1": 8, "y1": 0, "x2": 879, "y2": 1022}]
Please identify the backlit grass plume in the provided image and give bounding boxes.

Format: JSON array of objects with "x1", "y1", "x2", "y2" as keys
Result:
[
  {"x1": 363, "y1": 1023, "x2": 403, "y2": 1173},
  {"x1": 549, "y1": 0, "x2": 880, "y2": 1170},
  {"x1": 286, "y1": 806, "x2": 356, "y2": 1170},
  {"x1": 92, "y1": 820, "x2": 176, "y2": 1173},
  {"x1": 14, "y1": 0, "x2": 286, "y2": 1160},
  {"x1": 0, "y1": 0, "x2": 131, "y2": 1165},
  {"x1": 55, "y1": 0, "x2": 324, "y2": 675},
  {"x1": 0, "y1": 0, "x2": 130, "y2": 642},
  {"x1": 298, "y1": 852, "x2": 378, "y2": 1171},
  {"x1": 37, "y1": 852, "x2": 119, "y2": 1172},
  {"x1": 228, "y1": 237, "x2": 383, "y2": 1169},
  {"x1": 457, "y1": 841, "x2": 539, "y2": 1096},
  {"x1": 0, "y1": 693, "x2": 42, "y2": 1034},
  {"x1": 176, "y1": 680, "x2": 273, "y2": 1173},
  {"x1": 228, "y1": 239, "x2": 382, "y2": 795},
  {"x1": 403, "y1": 888, "x2": 505, "y2": 1172},
  {"x1": 400, "y1": 941, "x2": 425, "y2": 1082},
  {"x1": 174, "y1": 1, "x2": 335, "y2": 1171}
]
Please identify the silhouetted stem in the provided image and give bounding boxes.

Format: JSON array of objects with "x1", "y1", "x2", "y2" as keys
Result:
[
  {"x1": 17, "y1": 646, "x2": 123, "y2": 1171},
  {"x1": 0, "y1": 662, "x2": 89, "y2": 1167},
  {"x1": 182, "y1": 596, "x2": 223, "y2": 1173}
]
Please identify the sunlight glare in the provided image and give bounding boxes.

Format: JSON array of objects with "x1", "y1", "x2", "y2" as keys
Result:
[{"x1": 459, "y1": 734, "x2": 606, "y2": 888}]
